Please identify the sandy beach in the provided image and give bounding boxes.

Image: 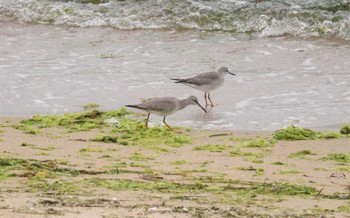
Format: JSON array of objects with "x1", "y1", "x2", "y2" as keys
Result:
[
  {"x1": 1, "y1": 1, "x2": 350, "y2": 217},
  {"x1": 0, "y1": 110, "x2": 349, "y2": 218}
]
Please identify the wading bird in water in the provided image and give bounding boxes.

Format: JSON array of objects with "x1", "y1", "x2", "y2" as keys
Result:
[{"x1": 171, "y1": 67, "x2": 235, "y2": 107}]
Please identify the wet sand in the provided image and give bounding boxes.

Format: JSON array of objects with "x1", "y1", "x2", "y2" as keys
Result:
[{"x1": 0, "y1": 116, "x2": 349, "y2": 217}]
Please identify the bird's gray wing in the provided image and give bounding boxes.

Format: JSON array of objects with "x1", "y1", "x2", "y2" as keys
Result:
[
  {"x1": 182, "y1": 72, "x2": 219, "y2": 86},
  {"x1": 139, "y1": 97, "x2": 177, "y2": 112}
]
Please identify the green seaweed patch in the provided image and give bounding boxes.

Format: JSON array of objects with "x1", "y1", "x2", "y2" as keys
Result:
[
  {"x1": 83, "y1": 103, "x2": 100, "y2": 110},
  {"x1": 337, "y1": 204, "x2": 350, "y2": 213},
  {"x1": 230, "y1": 149, "x2": 264, "y2": 163},
  {"x1": 340, "y1": 124, "x2": 350, "y2": 135},
  {"x1": 85, "y1": 178, "x2": 205, "y2": 193},
  {"x1": 111, "y1": 126, "x2": 192, "y2": 148},
  {"x1": 129, "y1": 152, "x2": 155, "y2": 161},
  {"x1": 79, "y1": 147, "x2": 104, "y2": 153},
  {"x1": 271, "y1": 161, "x2": 284, "y2": 165},
  {"x1": 80, "y1": 0, "x2": 109, "y2": 4},
  {"x1": 227, "y1": 137, "x2": 251, "y2": 142},
  {"x1": 273, "y1": 126, "x2": 344, "y2": 140},
  {"x1": 100, "y1": 53, "x2": 115, "y2": 58},
  {"x1": 224, "y1": 181, "x2": 319, "y2": 197},
  {"x1": 63, "y1": 7, "x2": 74, "y2": 14},
  {"x1": 321, "y1": 153, "x2": 350, "y2": 165},
  {"x1": 193, "y1": 144, "x2": 228, "y2": 152},
  {"x1": 288, "y1": 149, "x2": 317, "y2": 159},
  {"x1": 27, "y1": 176, "x2": 85, "y2": 195},
  {"x1": 0, "y1": 158, "x2": 81, "y2": 180},
  {"x1": 57, "y1": 159, "x2": 69, "y2": 165},
  {"x1": 337, "y1": 167, "x2": 350, "y2": 172},
  {"x1": 13, "y1": 124, "x2": 42, "y2": 135},
  {"x1": 18, "y1": 108, "x2": 133, "y2": 132},
  {"x1": 279, "y1": 169, "x2": 302, "y2": 174},
  {"x1": 236, "y1": 166, "x2": 264, "y2": 176},
  {"x1": 319, "y1": 131, "x2": 342, "y2": 139},
  {"x1": 237, "y1": 138, "x2": 276, "y2": 147},
  {"x1": 87, "y1": 177, "x2": 335, "y2": 200},
  {"x1": 170, "y1": 160, "x2": 186, "y2": 165},
  {"x1": 91, "y1": 135, "x2": 119, "y2": 143},
  {"x1": 273, "y1": 126, "x2": 317, "y2": 140},
  {"x1": 21, "y1": 143, "x2": 56, "y2": 151}
]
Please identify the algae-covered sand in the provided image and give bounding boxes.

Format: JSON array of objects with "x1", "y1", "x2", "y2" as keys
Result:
[{"x1": 0, "y1": 109, "x2": 350, "y2": 218}]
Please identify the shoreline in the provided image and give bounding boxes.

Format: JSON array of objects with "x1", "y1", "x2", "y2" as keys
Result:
[{"x1": 1, "y1": 111, "x2": 349, "y2": 217}]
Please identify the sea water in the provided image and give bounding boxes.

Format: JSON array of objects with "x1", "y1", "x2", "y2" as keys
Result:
[{"x1": 0, "y1": 0, "x2": 349, "y2": 130}]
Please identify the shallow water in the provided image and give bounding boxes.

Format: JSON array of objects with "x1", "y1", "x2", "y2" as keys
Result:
[
  {"x1": 0, "y1": 21, "x2": 349, "y2": 130},
  {"x1": 1, "y1": 0, "x2": 350, "y2": 40}
]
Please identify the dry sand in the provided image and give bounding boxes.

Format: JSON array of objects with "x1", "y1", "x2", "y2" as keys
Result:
[{"x1": 0, "y1": 116, "x2": 349, "y2": 218}]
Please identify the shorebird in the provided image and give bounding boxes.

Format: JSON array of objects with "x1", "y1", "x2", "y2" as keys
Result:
[
  {"x1": 171, "y1": 67, "x2": 235, "y2": 107},
  {"x1": 125, "y1": 95, "x2": 207, "y2": 130}
]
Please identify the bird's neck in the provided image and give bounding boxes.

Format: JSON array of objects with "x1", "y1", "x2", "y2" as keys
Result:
[{"x1": 178, "y1": 98, "x2": 191, "y2": 110}]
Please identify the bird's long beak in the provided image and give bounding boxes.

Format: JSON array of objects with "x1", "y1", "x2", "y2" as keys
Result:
[
  {"x1": 195, "y1": 101, "x2": 207, "y2": 113},
  {"x1": 228, "y1": 71, "x2": 236, "y2": 76}
]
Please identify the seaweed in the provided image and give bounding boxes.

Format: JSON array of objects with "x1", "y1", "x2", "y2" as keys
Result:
[
  {"x1": 18, "y1": 108, "x2": 132, "y2": 133},
  {"x1": 273, "y1": 125, "x2": 343, "y2": 140},
  {"x1": 288, "y1": 149, "x2": 317, "y2": 159},
  {"x1": 273, "y1": 126, "x2": 317, "y2": 140},
  {"x1": 193, "y1": 144, "x2": 228, "y2": 152},
  {"x1": 340, "y1": 124, "x2": 350, "y2": 135},
  {"x1": 321, "y1": 153, "x2": 350, "y2": 165}
]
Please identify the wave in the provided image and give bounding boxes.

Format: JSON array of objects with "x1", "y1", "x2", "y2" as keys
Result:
[{"x1": 1, "y1": 0, "x2": 350, "y2": 40}]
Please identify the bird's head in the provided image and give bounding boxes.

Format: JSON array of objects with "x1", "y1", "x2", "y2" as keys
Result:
[
  {"x1": 218, "y1": 67, "x2": 235, "y2": 76},
  {"x1": 188, "y1": 95, "x2": 207, "y2": 113}
]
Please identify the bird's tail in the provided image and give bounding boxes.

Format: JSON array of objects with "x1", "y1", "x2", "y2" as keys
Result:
[{"x1": 170, "y1": 78, "x2": 185, "y2": 83}]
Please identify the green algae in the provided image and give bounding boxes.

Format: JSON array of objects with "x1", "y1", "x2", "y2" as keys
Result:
[
  {"x1": 273, "y1": 126, "x2": 317, "y2": 140},
  {"x1": 56, "y1": 159, "x2": 69, "y2": 165},
  {"x1": 83, "y1": 103, "x2": 100, "y2": 110},
  {"x1": 193, "y1": 144, "x2": 228, "y2": 152},
  {"x1": 17, "y1": 108, "x2": 192, "y2": 148},
  {"x1": 170, "y1": 160, "x2": 186, "y2": 165},
  {"x1": 340, "y1": 124, "x2": 350, "y2": 135},
  {"x1": 273, "y1": 125, "x2": 343, "y2": 140},
  {"x1": 288, "y1": 149, "x2": 317, "y2": 159},
  {"x1": 236, "y1": 166, "x2": 264, "y2": 176},
  {"x1": 238, "y1": 138, "x2": 276, "y2": 148},
  {"x1": 13, "y1": 124, "x2": 42, "y2": 135},
  {"x1": 337, "y1": 204, "x2": 350, "y2": 213},
  {"x1": 79, "y1": 147, "x2": 104, "y2": 153},
  {"x1": 85, "y1": 178, "x2": 196, "y2": 193},
  {"x1": 271, "y1": 161, "x2": 284, "y2": 165},
  {"x1": 279, "y1": 169, "x2": 302, "y2": 174},
  {"x1": 84, "y1": 175, "x2": 320, "y2": 198},
  {"x1": 18, "y1": 108, "x2": 132, "y2": 133},
  {"x1": 321, "y1": 153, "x2": 350, "y2": 165},
  {"x1": 129, "y1": 152, "x2": 155, "y2": 161},
  {"x1": 0, "y1": 158, "x2": 79, "y2": 180},
  {"x1": 27, "y1": 177, "x2": 85, "y2": 195},
  {"x1": 63, "y1": 7, "x2": 74, "y2": 14},
  {"x1": 230, "y1": 149, "x2": 264, "y2": 163},
  {"x1": 91, "y1": 135, "x2": 119, "y2": 143},
  {"x1": 110, "y1": 126, "x2": 192, "y2": 148},
  {"x1": 20, "y1": 143, "x2": 56, "y2": 151}
]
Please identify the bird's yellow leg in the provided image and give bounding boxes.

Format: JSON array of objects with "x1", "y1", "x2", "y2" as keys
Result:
[
  {"x1": 208, "y1": 93, "x2": 215, "y2": 107},
  {"x1": 204, "y1": 93, "x2": 209, "y2": 107},
  {"x1": 145, "y1": 113, "x2": 150, "y2": 129},
  {"x1": 163, "y1": 116, "x2": 173, "y2": 131}
]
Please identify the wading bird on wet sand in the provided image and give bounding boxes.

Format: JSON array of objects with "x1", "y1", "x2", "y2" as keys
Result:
[{"x1": 125, "y1": 95, "x2": 207, "y2": 130}]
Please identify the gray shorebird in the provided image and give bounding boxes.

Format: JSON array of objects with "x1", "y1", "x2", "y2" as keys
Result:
[
  {"x1": 171, "y1": 67, "x2": 235, "y2": 107},
  {"x1": 125, "y1": 95, "x2": 207, "y2": 130}
]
